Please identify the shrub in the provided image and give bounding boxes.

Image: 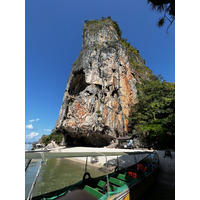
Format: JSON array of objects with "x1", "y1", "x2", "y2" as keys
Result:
[
  {"x1": 120, "y1": 38, "x2": 139, "y2": 56},
  {"x1": 42, "y1": 132, "x2": 63, "y2": 146},
  {"x1": 85, "y1": 17, "x2": 122, "y2": 39},
  {"x1": 111, "y1": 20, "x2": 122, "y2": 38},
  {"x1": 42, "y1": 136, "x2": 51, "y2": 146}
]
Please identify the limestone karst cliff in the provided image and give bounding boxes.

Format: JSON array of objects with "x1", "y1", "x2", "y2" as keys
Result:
[{"x1": 53, "y1": 18, "x2": 153, "y2": 147}]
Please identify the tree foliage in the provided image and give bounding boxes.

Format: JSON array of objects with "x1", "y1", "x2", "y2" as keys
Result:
[
  {"x1": 147, "y1": 0, "x2": 175, "y2": 31},
  {"x1": 129, "y1": 75, "x2": 175, "y2": 148},
  {"x1": 42, "y1": 132, "x2": 63, "y2": 146}
]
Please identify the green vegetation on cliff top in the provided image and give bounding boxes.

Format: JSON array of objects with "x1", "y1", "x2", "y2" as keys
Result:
[{"x1": 85, "y1": 16, "x2": 122, "y2": 38}]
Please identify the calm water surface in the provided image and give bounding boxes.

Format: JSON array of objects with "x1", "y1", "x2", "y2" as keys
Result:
[
  {"x1": 25, "y1": 158, "x2": 106, "y2": 198},
  {"x1": 25, "y1": 143, "x2": 33, "y2": 150}
]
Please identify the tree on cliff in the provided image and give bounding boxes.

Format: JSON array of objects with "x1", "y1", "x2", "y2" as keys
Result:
[
  {"x1": 129, "y1": 75, "x2": 175, "y2": 148},
  {"x1": 42, "y1": 132, "x2": 63, "y2": 146},
  {"x1": 147, "y1": 0, "x2": 175, "y2": 31}
]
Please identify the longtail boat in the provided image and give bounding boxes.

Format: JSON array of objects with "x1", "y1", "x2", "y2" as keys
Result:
[{"x1": 25, "y1": 150, "x2": 159, "y2": 200}]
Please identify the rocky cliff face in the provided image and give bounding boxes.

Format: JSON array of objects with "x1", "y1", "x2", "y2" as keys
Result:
[{"x1": 53, "y1": 19, "x2": 153, "y2": 147}]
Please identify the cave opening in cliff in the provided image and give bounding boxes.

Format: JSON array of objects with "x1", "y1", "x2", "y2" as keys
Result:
[
  {"x1": 95, "y1": 84, "x2": 102, "y2": 90},
  {"x1": 111, "y1": 88, "x2": 119, "y2": 97},
  {"x1": 68, "y1": 70, "x2": 89, "y2": 96},
  {"x1": 64, "y1": 133, "x2": 112, "y2": 147}
]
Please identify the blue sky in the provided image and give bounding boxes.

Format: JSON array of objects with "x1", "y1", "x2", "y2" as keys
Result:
[{"x1": 25, "y1": 0, "x2": 175, "y2": 143}]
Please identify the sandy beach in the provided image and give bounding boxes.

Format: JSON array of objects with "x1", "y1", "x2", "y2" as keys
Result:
[
  {"x1": 50, "y1": 147, "x2": 175, "y2": 182},
  {"x1": 63, "y1": 148, "x2": 152, "y2": 172}
]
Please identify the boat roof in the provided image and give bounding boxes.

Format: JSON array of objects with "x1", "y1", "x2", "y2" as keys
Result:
[{"x1": 25, "y1": 150, "x2": 154, "y2": 159}]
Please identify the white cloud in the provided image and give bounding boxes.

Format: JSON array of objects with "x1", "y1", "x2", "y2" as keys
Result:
[
  {"x1": 29, "y1": 118, "x2": 40, "y2": 123},
  {"x1": 26, "y1": 132, "x2": 39, "y2": 139},
  {"x1": 26, "y1": 124, "x2": 33, "y2": 129},
  {"x1": 44, "y1": 129, "x2": 51, "y2": 132}
]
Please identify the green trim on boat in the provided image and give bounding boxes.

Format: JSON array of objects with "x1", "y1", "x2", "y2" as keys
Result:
[
  {"x1": 111, "y1": 185, "x2": 119, "y2": 192},
  {"x1": 83, "y1": 185, "x2": 103, "y2": 199},
  {"x1": 97, "y1": 180, "x2": 106, "y2": 189},
  {"x1": 99, "y1": 184, "x2": 129, "y2": 200},
  {"x1": 117, "y1": 173, "x2": 135, "y2": 182},
  {"x1": 96, "y1": 180, "x2": 119, "y2": 192},
  {"x1": 108, "y1": 177, "x2": 126, "y2": 187}
]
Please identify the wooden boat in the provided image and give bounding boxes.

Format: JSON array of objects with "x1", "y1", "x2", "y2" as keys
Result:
[{"x1": 25, "y1": 150, "x2": 159, "y2": 200}]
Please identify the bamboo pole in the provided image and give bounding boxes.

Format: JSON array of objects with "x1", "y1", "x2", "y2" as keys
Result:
[{"x1": 27, "y1": 160, "x2": 43, "y2": 200}]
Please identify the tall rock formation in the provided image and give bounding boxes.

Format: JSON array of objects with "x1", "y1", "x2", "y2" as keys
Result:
[{"x1": 53, "y1": 18, "x2": 153, "y2": 147}]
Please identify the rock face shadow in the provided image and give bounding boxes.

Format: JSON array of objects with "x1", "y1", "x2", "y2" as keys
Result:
[{"x1": 68, "y1": 70, "x2": 89, "y2": 96}]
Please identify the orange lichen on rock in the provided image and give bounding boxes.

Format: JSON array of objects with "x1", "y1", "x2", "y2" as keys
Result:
[
  {"x1": 103, "y1": 106, "x2": 108, "y2": 118},
  {"x1": 112, "y1": 100, "x2": 119, "y2": 109},
  {"x1": 72, "y1": 121, "x2": 77, "y2": 126}
]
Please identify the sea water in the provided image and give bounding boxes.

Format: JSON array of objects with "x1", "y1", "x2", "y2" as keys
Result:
[
  {"x1": 25, "y1": 158, "x2": 106, "y2": 199},
  {"x1": 25, "y1": 143, "x2": 33, "y2": 150}
]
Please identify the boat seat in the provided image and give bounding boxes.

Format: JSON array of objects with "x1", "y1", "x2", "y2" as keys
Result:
[
  {"x1": 96, "y1": 180, "x2": 118, "y2": 192},
  {"x1": 97, "y1": 180, "x2": 106, "y2": 189},
  {"x1": 108, "y1": 177, "x2": 126, "y2": 187},
  {"x1": 117, "y1": 174, "x2": 126, "y2": 180},
  {"x1": 117, "y1": 173, "x2": 134, "y2": 182},
  {"x1": 83, "y1": 185, "x2": 103, "y2": 199}
]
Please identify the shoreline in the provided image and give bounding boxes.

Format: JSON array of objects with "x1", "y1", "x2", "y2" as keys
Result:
[
  {"x1": 50, "y1": 147, "x2": 175, "y2": 186},
  {"x1": 50, "y1": 147, "x2": 154, "y2": 172}
]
